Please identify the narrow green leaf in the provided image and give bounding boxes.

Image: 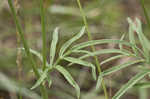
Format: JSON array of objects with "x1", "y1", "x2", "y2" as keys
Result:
[
  {"x1": 71, "y1": 39, "x2": 135, "y2": 51},
  {"x1": 135, "y1": 18, "x2": 150, "y2": 50},
  {"x1": 31, "y1": 69, "x2": 48, "y2": 90},
  {"x1": 70, "y1": 50, "x2": 93, "y2": 55},
  {"x1": 20, "y1": 48, "x2": 48, "y2": 66},
  {"x1": 37, "y1": 69, "x2": 52, "y2": 88},
  {"x1": 78, "y1": 49, "x2": 132, "y2": 59},
  {"x1": 130, "y1": 17, "x2": 150, "y2": 61},
  {"x1": 21, "y1": 48, "x2": 42, "y2": 61},
  {"x1": 31, "y1": 67, "x2": 53, "y2": 90},
  {"x1": 127, "y1": 18, "x2": 139, "y2": 56},
  {"x1": 8, "y1": 0, "x2": 48, "y2": 98},
  {"x1": 140, "y1": 0, "x2": 150, "y2": 29},
  {"x1": 68, "y1": 49, "x2": 134, "y2": 66},
  {"x1": 59, "y1": 26, "x2": 85, "y2": 57},
  {"x1": 102, "y1": 59, "x2": 145, "y2": 76},
  {"x1": 96, "y1": 73, "x2": 103, "y2": 90},
  {"x1": 112, "y1": 70, "x2": 150, "y2": 99},
  {"x1": 54, "y1": 65, "x2": 80, "y2": 99},
  {"x1": 134, "y1": 82, "x2": 150, "y2": 89},
  {"x1": 64, "y1": 57, "x2": 96, "y2": 80},
  {"x1": 100, "y1": 55, "x2": 126, "y2": 65},
  {"x1": 47, "y1": 77, "x2": 52, "y2": 88},
  {"x1": 119, "y1": 34, "x2": 125, "y2": 50},
  {"x1": 50, "y1": 27, "x2": 59, "y2": 66}
]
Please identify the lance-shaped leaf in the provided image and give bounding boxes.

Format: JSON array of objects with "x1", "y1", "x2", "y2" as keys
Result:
[
  {"x1": 71, "y1": 39, "x2": 135, "y2": 51},
  {"x1": 102, "y1": 59, "x2": 145, "y2": 76},
  {"x1": 68, "y1": 49, "x2": 134, "y2": 66},
  {"x1": 20, "y1": 48, "x2": 49, "y2": 66},
  {"x1": 54, "y1": 65, "x2": 80, "y2": 99},
  {"x1": 134, "y1": 82, "x2": 150, "y2": 89},
  {"x1": 59, "y1": 26, "x2": 85, "y2": 57},
  {"x1": 100, "y1": 55, "x2": 126, "y2": 65},
  {"x1": 135, "y1": 18, "x2": 150, "y2": 51},
  {"x1": 50, "y1": 27, "x2": 59, "y2": 66},
  {"x1": 130, "y1": 17, "x2": 150, "y2": 61},
  {"x1": 31, "y1": 67, "x2": 53, "y2": 89},
  {"x1": 96, "y1": 73, "x2": 103, "y2": 90},
  {"x1": 64, "y1": 57, "x2": 96, "y2": 80},
  {"x1": 78, "y1": 49, "x2": 133, "y2": 59},
  {"x1": 119, "y1": 34, "x2": 125, "y2": 50},
  {"x1": 127, "y1": 18, "x2": 139, "y2": 56},
  {"x1": 21, "y1": 48, "x2": 42, "y2": 61},
  {"x1": 112, "y1": 70, "x2": 150, "y2": 99},
  {"x1": 47, "y1": 76, "x2": 52, "y2": 88}
]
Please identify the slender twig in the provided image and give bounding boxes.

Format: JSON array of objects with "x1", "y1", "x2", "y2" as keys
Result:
[
  {"x1": 40, "y1": 0, "x2": 47, "y2": 70},
  {"x1": 140, "y1": 0, "x2": 150, "y2": 29},
  {"x1": 76, "y1": 0, "x2": 108, "y2": 99},
  {"x1": 7, "y1": 0, "x2": 48, "y2": 99}
]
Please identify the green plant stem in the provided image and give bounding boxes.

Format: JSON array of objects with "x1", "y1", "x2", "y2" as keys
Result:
[
  {"x1": 7, "y1": 0, "x2": 48, "y2": 99},
  {"x1": 40, "y1": 0, "x2": 47, "y2": 71},
  {"x1": 140, "y1": 0, "x2": 150, "y2": 29},
  {"x1": 76, "y1": 0, "x2": 108, "y2": 99},
  {"x1": 15, "y1": 0, "x2": 22, "y2": 98}
]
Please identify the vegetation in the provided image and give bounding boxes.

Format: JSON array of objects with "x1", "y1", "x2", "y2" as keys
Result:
[{"x1": 0, "y1": 0, "x2": 150, "y2": 99}]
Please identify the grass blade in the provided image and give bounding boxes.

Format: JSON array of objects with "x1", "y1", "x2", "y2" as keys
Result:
[
  {"x1": 76, "y1": 0, "x2": 108, "y2": 98},
  {"x1": 100, "y1": 55, "x2": 126, "y2": 65},
  {"x1": 68, "y1": 49, "x2": 134, "y2": 66},
  {"x1": 8, "y1": 0, "x2": 39, "y2": 77},
  {"x1": 140, "y1": 0, "x2": 150, "y2": 29},
  {"x1": 96, "y1": 73, "x2": 103, "y2": 90},
  {"x1": 112, "y1": 70, "x2": 150, "y2": 99},
  {"x1": 20, "y1": 48, "x2": 42, "y2": 61},
  {"x1": 130, "y1": 17, "x2": 150, "y2": 61},
  {"x1": 21, "y1": 48, "x2": 49, "y2": 66},
  {"x1": 47, "y1": 76, "x2": 52, "y2": 88},
  {"x1": 134, "y1": 82, "x2": 150, "y2": 88},
  {"x1": 31, "y1": 69, "x2": 49, "y2": 90},
  {"x1": 59, "y1": 26, "x2": 85, "y2": 57},
  {"x1": 127, "y1": 18, "x2": 139, "y2": 55},
  {"x1": 40, "y1": 0, "x2": 47, "y2": 70},
  {"x1": 119, "y1": 34, "x2": 125, "y2": 50},
  {"x1": 55, "y1": 65, "x2": 80, "y2": 99},
  {"x1": 71, "y1": 39, "x2": 135, "y2": 51},
  {"x1": 8, "y1": 0, "x2": 48, "y2": 98},
  {"x1": 50, "y1": 27, "x2": 59, "y2": 66},
  {"x1": 64, "y1": 57, "x2": 96, "y2": 80},
  {"x1": 102, "y1": 59, "x2": 145, "y2": 76},
  {"x1": 78, "y1": 49, "x2": 132, "y2": 59}
]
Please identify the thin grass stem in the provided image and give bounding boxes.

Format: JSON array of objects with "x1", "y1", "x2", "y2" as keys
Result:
[
  {"x1": 76, "y1": 0, "x2": 108, "y2": 99},
  {"x1": 7, "y1": 0, "x2": 48, "y2": 99},
  {"x1": 40, "y1": 0, "x2": 47, "y2": 70},
  {"x1": 140, "y1": 0, "x2": 150, "y2": 29}
]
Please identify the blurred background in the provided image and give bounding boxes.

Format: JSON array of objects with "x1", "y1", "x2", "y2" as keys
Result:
[{"x1": 0, "y1": 0, "x2": 150, "y2": 99}]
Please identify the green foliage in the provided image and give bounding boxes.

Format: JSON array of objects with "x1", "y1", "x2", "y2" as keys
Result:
[
  {"x1": 21, "y1": 17, "x2": 150, "y2": 99},
  {"x1": 8, "y1": 0, "x2": 150, "y2": 98},
  {"x1": 28, "y1": 27, "x2": 88, "y2": 98},
  {"x1": 7, "y1": 0, "x2": 48, "y2": 98},
  {"x1": 50, "y1": 27, "x2": 59, "y2": 66},
  {"x1": 59, "y1": 26, "x2": 85, "y2": 57},
  {"x1": 64, "y1": 57, "x2": 96, "y2": 80},
  {"x1": 112, "y1": 70, "x2": 150, "y2": 99},
  {"x1": 54, "y1": 65, "x2": 80, "y2": 99},
  {"x1": 96, "y1": 17, "x2": 150, "y2": 99}
]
